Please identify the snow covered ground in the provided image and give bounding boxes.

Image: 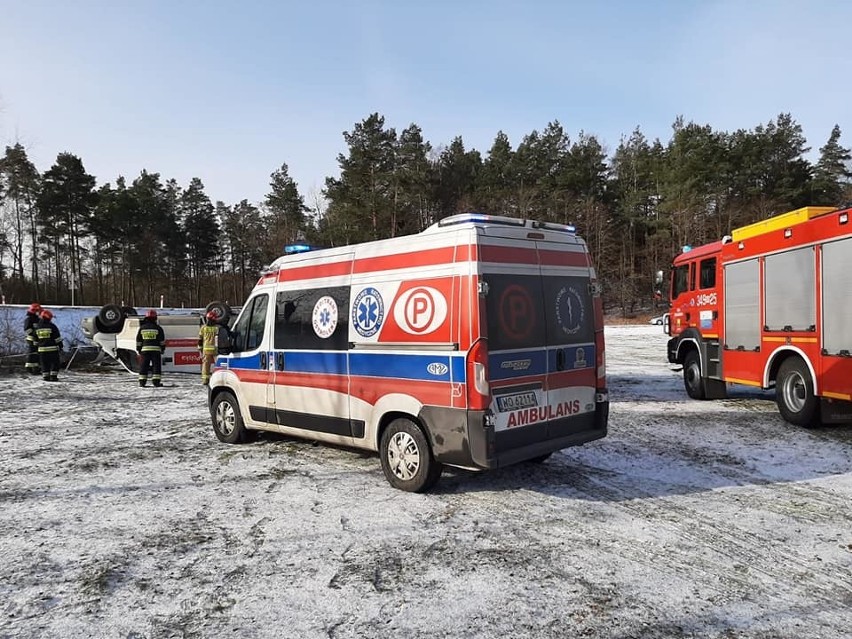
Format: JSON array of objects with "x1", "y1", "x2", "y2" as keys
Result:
[{"x1": 1, "y1": 325, "x2": 850, "y2": 638}]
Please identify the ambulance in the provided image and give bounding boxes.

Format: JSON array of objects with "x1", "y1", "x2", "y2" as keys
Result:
[{"x1": 208, "y1": 213, "x2": 609, "y2": 491}]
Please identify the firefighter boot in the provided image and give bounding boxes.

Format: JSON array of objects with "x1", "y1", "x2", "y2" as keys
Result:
[
  {"x1": 139, "y1": 379, "x2": 147, "y2": 387},
  {"x1": 153, "y1": 379, "x2": 162, "y2": 387}
]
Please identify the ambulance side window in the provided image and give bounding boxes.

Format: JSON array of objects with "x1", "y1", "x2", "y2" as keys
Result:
[
  {"x1": 231, "y1": 294, "x2": 269, "y2": 352},
  {"x1": 274, "y1": 287, "x2": 350, "y2": 350},
  {"x1": 699, "y1": 258, "x2": 716, "y2": 289}
]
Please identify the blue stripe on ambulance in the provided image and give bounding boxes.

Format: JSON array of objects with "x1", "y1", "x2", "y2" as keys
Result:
[
  {"x1": 489, "y1": 345, "x2": 595, "y2": 381},
  {"x1": 350, "y1": 353, "x2": 464, "y2": 382},
  {"x1": 223, "y1": 350, "x2": 466, "y2": 382}
]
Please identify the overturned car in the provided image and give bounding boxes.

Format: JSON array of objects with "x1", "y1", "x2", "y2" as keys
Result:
[{"x1": 81, "y1": 302, "x2": 233, "y2": 374}]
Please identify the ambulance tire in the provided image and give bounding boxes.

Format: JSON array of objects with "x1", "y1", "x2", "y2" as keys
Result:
[
  {"x1": 205, "y1": 301, "x2": 232, "y2": 325},
  {"x1": 683, "y1": 350, "x2": 706, "y2": 400},
  {"x1": 211, "y1": 391, "x2": 255, "y2": 444},
  {"x1": 379, "y1": 418, "x2": 443, "y2": 493},
  {"x1": 97, "y1": 304, "x2": 125, "y2": 333},
  {"x1": 776, "y1": 357, "x2": 820, "y2": 427}
]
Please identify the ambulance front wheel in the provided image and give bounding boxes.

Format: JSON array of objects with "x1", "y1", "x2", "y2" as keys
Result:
[
  {"x1": 776, "y1": 357, "x2": 819, "y2": 427},
  {"x1": 683, "y1": 350, "x2": 706, "y2": 400},
  {"x1": 379, "y1": 418, "x2": 443, "y2": 493},
  {"x1": 211, "y1": 391, "x2": 256, "y2": 444}
]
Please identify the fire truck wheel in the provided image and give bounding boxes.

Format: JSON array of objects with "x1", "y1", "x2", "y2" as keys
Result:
[
  {"x1": 97, "y1": 304, "x2": 125, "y2": 333},
  {"x1": 683, "y1": 350, "x2": 706, "y2": 400},
  {"x1": 379, "y1": 418, "x2": 443, "y2": 492},
  {"x1": 776, "y1": 357, "x2": 819, "y2": 427},
  {"x1": 211, "y1": 391, "x2": 255, "y2": 444}
]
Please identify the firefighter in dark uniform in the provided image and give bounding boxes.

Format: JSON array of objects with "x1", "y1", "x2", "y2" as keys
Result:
[
  {"x1": 24, "y1": 302, "x2": 42, "y2": 374},
  {"x1": 34, "y1": 309, "x2": 62, "y2": 382},
  {"x1": 136, "y1": 309, "x2": 166, "y2": 387}
]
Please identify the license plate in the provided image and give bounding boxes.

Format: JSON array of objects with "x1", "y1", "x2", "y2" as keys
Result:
[{"x1": 496, "y1": 391, "x2": 538, "y2": 412}]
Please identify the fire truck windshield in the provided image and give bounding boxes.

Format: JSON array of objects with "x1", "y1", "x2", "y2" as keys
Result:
[{"x1": 672, "y1": 264, "x2": 690, "y2": 298}]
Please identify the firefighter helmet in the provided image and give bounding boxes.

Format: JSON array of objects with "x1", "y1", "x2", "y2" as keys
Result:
[
  {"x1": 28, "y1": 303, "x2": 42, "y2": 314},
  {"x1": 145, "y1": 309, "x2": 157, "y2": 319},
  {"x1": 205, "y1": 311, "x2": 218, "y2": 322},
  {"x1": 40, "y1": 309, "x2": 53, "y2": 321}
]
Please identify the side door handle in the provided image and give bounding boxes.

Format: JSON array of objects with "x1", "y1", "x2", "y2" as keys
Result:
[
  {"x1": 260, "y1": 352, "x2": 267, "y2": 369},
  {"x1": 555, "y1": 349, "x2": 565, "y2": 372},
  {"x1": 276, "y1": 352, "x2": 285, "y2": 370}
]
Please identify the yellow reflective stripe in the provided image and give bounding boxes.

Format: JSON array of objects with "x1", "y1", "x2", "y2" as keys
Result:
[{"x1": 724, "y1": 377, "x2": 763, "y2": 387}]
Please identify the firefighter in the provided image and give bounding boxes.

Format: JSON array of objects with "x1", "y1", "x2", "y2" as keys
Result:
[
  {"x1": 24, "y1": 302, "x2": 42, "y2": 374},
  {"x1": 34, "y1": 309, "x2": 62, "y2": 382},
  {"x1": 198, "y1": 311, "x2": 223, "y2": 385},
  {"x1": 136, "y1": 309, "x2": 166, "y2": 387}
]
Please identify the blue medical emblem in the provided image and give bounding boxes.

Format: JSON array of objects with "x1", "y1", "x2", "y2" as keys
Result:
[{"x1": 353, "y1": 287, "x2": 385, "y2": 337}]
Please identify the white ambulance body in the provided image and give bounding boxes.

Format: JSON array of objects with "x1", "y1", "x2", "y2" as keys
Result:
[{"x1": 208, "y1": 213, "x2": 609, "y2": 491}]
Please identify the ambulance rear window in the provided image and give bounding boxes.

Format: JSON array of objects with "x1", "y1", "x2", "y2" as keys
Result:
[
  {"x1": 483, "y1": 274, "x2": 545, "y2": 351},
  {"x1": 484, "y1": 274, "x2": 594, "y2": 350}
]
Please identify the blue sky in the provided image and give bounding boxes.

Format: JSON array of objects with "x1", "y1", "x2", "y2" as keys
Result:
[{"x1": 1, "y1": 0, "x2": 850, "y2": 206}]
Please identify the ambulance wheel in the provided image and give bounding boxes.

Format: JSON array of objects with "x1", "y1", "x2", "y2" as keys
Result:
[
  {"x1": 205, "y1": 301, "x2": 232, "y2": 325},
  {"x1": 776, "y1": 357, "x2": 819, "y2": 427},
  {"x1": 97, "y1": 304, "x2": 124, "y2": 333},
  {"x1": 683, "y1": 350, "x2": 706, "y2": 400},
  {"x1": 379, "y1": 419, "x2": 443, "y2": 492},
  {"x1": 211, "y1": 391, "x2": 254, "y2": 444}
]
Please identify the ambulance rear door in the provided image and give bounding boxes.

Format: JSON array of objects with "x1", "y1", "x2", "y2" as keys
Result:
[{"x1": 536, "y1": 238, "x2": 597, "y2": 436}]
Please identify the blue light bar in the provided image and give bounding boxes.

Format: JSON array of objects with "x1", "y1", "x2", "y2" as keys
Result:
[
  {"x1": 438, "y1": 213, "x2": 526, "y2": 227},
  {"x1": 532, "y1": 220, "x2": 576, "y2": 234},
  {"x1": 682, "y1": 245, "x2": 692, "y2": 253},
  {"x1": 284, "y1": 244, "x2": 316, "y2": 254}
]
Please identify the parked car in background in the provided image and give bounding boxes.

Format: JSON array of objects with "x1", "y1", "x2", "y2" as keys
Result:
[{"x1": 649, "y1": 315, "x2": 665, "y2": 325}]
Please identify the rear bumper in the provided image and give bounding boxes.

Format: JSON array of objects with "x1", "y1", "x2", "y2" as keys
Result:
[{"x1": 421, "y1": 400, "x2": 609, "y2": 470}]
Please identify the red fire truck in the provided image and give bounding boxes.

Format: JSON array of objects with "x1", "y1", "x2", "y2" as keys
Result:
[{"x1": 665, "y1": 205, "x2": 852, "y2": 427}]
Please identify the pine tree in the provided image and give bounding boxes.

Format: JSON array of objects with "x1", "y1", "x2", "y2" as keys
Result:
[
  {"x1": 323, "y1": 113, "x2": 398, "y2": 244},
  {"x1": 264, "y1": 163, "x2": 308, "y2": 256},
  {"x1": 223, "y1": 199, "x2": 265, "y2": 299},
  {"x1": 393, "y1": 124, "x2": 434, "y2": 234},
  {"x1": 180, "y1": 177, "x2": 218, "y2": 305},
  {"x1": 433, "y1": 136, "x2": 481, "y2": 217},
  {"x1": 812, "y1": 125, "x2": 852, "y2": 206},
  {"x1": 477, "y1": 131, "x2": 516, "y2": 215},
  {"x1": 0, "y1": 144, "x2": 41, "y2": 295},
  {"x1": 36, "y1": 153, "x2": 97, "y2": 303}
]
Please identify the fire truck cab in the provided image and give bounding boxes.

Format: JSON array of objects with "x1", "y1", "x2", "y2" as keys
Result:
[{"x1": 665, "y1": 205, "x2": 852, "y2": 427}]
